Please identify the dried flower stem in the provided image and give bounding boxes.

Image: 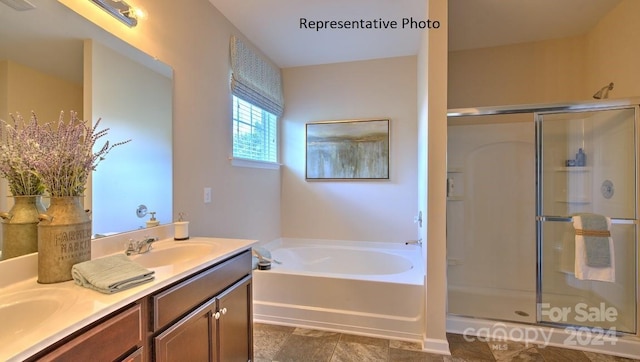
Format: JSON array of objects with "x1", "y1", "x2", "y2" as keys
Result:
[
  {"x1": 30, "y1": 111, "x2": 131, "y2": 197},
  {"x1": 0, "y1": 113, "x2": 44, "y2": 195}
]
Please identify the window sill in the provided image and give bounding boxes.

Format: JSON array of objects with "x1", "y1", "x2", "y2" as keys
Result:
[{"x1": 230, "y1": 157, "x2": 281, "y2": 170}]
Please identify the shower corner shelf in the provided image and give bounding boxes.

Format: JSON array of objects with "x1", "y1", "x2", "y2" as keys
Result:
[
  {"x1": 554, "y1": 198, "x2": 591, "y2": 204},
  {"x1": 554, "y1": 166, "x2": 592, "y2": 172}
]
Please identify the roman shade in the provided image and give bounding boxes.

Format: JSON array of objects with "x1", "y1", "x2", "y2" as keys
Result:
[{"x1": 229, "y1": 35, "x2": 284, "y2": 117}]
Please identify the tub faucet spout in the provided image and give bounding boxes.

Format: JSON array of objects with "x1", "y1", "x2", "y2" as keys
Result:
[{"x1": 405, "y1": 239, "x2": 422, "y2": 246}]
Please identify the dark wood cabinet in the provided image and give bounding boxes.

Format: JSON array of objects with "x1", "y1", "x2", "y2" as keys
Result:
[
  {"x1": 151, "y1": 249, "x2": 253, "y2": 362},
  {"x1": 155, "y1": 297, "x2": 215, "y2": 361},
  {"x1": 218, "y1": 277, "x2": 252, "y2": 362},
  {"x1": 154, "y1": 276, "x2": 252, "y2": 362},
  {"x1": 29, "y1": 249, "x2": 253, "y2": 362},
  {"x1": 33, "y1": 303, "x2": 144, "y2": 361}
]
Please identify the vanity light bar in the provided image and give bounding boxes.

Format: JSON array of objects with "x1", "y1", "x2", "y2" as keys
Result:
[{"x1": 89, "y1": 0, "x2": 138, "y2": 27}]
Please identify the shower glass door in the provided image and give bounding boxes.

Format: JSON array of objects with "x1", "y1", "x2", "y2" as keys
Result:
[
  {"x1": 536, "y1": 107, "x2": 638, "y2": 334},
  {"x1": 447, "y1": 113, "x2": 537, "y2": 323}
]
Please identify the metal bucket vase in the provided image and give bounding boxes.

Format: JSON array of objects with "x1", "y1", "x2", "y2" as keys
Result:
[
  {"x1": 38, "y1": 196, "x2": 92, "y2": 283},
  {"x1": 0, "y1": 195, "x2": 46, "y2": 260}
]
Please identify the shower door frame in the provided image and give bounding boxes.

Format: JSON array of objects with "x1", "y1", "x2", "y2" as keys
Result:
[
  {"x1": 447, "y1": 98, "x2": 640, "y2": 337},
  {"x1": 534, "y1": 104, "x2": 639, "y2": 335}
]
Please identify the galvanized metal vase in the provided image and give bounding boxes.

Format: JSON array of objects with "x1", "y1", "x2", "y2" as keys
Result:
[
  {"x1": 0, "y1": 195, "x2": 46, "y2": 260},
  {"x1": 37, "y1": 196, "x2": 92, "y2": 283}
]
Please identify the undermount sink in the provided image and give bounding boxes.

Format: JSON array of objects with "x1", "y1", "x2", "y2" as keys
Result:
[
  {"x1": 0, "y1": 288, "x2": 72, "y2": 344},
  {"x1": 129, "y1": 242, "x2": 218, "y2": 268}
]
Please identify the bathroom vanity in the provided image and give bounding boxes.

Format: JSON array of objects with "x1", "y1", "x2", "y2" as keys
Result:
[{"x1": 0, "y1": 231, "x2": 256, "y2": 362}]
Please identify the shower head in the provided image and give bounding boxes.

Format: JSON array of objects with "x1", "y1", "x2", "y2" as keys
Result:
[{"x1": 593, "y1": 82, "x2": 614, "y2": 99}]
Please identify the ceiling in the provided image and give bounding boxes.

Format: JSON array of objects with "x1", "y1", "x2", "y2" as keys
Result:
[
  {"x1": 209, "y1": 0, "x2": 622, "y2": 68},
  {"x1": 0, "y1": 0, "x2": 623, "y2": 78}
]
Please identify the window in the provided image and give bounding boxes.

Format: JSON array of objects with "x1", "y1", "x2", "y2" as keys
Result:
[
  {"x1": 229, "y1": 35, "x2": 283, "y2": 168},
  {"x1": 232, "y1": 95, "x2": 278, "y2": 164}
]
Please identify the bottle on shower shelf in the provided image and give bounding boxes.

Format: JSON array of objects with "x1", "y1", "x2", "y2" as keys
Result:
[{"x1": 576, "y1": 148, "x2": 586, "y2": 167}]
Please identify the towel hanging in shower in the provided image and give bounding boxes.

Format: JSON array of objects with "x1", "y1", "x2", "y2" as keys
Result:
[{"x1": 573, "y1": 214, "x2": 615, "y2": 282}]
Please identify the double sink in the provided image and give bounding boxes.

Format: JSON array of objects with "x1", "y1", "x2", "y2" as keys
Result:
[{"x1": 0, "y1": 238, "x2": 221, "y2": 355}]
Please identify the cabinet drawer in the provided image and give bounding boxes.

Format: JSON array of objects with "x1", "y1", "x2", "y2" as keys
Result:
[
  {"x1": 37, "y1": 304, "x2": 142, "y2": 361},
  {"x1": 152, "y1": 250, "x2": 251, "y2": 331}
]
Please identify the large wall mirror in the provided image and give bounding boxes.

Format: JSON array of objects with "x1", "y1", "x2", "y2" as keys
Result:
[{"x1": 0, "y1": 0, "x2": 173, "y2": 254}]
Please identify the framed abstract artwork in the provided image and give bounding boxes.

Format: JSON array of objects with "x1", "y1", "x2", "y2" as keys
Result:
[{"x1": 305, "y1": 119, "x2": 390, "y2": 180}]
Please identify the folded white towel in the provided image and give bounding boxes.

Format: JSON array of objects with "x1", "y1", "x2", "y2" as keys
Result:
[
  {"x1": 72, "y1": 254, "x2": 155, "y2": 294},
  {"x1": 573, "y1": 215, "x2": 615, "y2": 282}
]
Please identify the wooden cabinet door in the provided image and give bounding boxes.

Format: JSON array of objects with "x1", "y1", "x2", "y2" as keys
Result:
[
  {"x1": 217, "y1": 276, "x2": 252, "y2": 362},
  {"x1": 36, "y1": 304, "x2": 143, "y2": 362},
  {"x1": 154, "y1": 298, "x2": 215, "y2": 362}
]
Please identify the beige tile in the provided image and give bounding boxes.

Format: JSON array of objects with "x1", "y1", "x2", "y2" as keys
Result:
[
  {"x1": 494, "y1": 347, "x2": 544, "y2": 362},
  {"x1": 390, "y1": 339, "x2": 424, "y2": 352},
  {"x1": 583, "y1": 351, "x2": 640, "y2": 362},
  {"x1": 488, "y1": 340, "x2": 543, "y2": 361},
  {"x1": 253, "y1": 323, "x2": 295, "y2": 360},
  {"x1": 293, "y1": 327, "x2": 341, "y2": 338},
  {"x1": 442, "y1": 356, "x2": 471, "y2": 362},
  {"x1": 274, "y1": 331, "x2": 340, "y2": 362},
  {"x1": 331, "y1": 341, "x2": 388, "y2": 362},
  {"x1": 537, "y1": 345, "x2": 591, "y2": 361},
  {"x1": 339, "y1": 334, "x2": 389, "y2": 348},
  {"x1": 254, "y1": 324, "x2": 635, "y2": 362},
  {"x1": 389, "y1": 347, "x2": 447, "y2": 362},
  {"x1": 448, "y1": 337, "x2": 495, "y2": 361}
]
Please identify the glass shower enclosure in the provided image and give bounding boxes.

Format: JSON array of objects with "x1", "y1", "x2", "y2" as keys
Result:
[
  {"x1": 447, "y1": 99, "x2": 638, "y2": 335},
  {"x1": 537, "y1": 106, "x2": 637, "y2": 334}
]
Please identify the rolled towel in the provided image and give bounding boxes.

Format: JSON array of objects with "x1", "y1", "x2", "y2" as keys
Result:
[
  {"x1": 576, "y1": 213, "x2": 611, "y2": 267},
  {"x1": 573, "y1": 214, "x2": 615, "y2": 282},
  {"x1": 72, "y1": 254, "x2": 155, "y2": 294}
]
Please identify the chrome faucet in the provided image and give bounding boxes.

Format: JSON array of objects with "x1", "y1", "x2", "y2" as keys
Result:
[
  {"x1": 405, "y1": 239, "x2": 423, "y2": 246},
  {"x1": 125, "y1": 236, "x2": 159, "y2": 255}
]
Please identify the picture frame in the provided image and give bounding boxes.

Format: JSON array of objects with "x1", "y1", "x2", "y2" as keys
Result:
[{"x1": 305, "y1": 119, "x2": 390, "y2": 180}]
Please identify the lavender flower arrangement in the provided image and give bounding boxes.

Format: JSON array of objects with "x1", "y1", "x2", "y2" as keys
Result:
[
  {"x1": 0, "y1": 113, "x2": 44, "y2": 196},
  {"x1": 31, "y1": 111, "x2": 131, "y2": 197}
]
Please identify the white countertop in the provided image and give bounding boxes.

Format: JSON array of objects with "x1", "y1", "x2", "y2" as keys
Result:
[{"x1": 0, "y1": 226, "x2": 256, "y2": 362}]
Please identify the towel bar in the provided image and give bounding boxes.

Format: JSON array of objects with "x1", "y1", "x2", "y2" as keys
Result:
[{"x1": 536, "y1": 216, "x2": 637, "y2": 224}]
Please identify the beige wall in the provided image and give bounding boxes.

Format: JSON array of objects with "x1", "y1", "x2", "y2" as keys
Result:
[
  {"x1": 0, "y1": 61, "x2": 7, "y2": 123},
  {"x1": 2, "y1": 60, "x2": 82, "y2": 122},
  {"x1": 449, "y1": 35, "x2": 587, "y2": 108},
  {"x1": 586, "y1": 0, "x2": 640, "y2": 99},
  {"x1": 61, "y1": 0, "x2": 281, "y2": 243},
  {"x1": 419, "y1": 0, "x2": 449, "y2": 354},
  {"x1": 449, "y1": 0, "x2": 640, "y2": 109},
  {"x1": 280, "y1": 56, "x2": 418, "y2": 243}
]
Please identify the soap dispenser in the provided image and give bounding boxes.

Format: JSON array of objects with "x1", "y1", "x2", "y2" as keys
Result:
[{"x1": 146, "y1": 211, "x2": 159, "y2": 228}]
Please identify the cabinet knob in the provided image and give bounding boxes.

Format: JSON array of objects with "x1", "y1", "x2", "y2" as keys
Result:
[
  {"x1": 221, "y1": 307, "x2": 228, "y2": 315},
  {"x1": 214, "y1": 311, "x2": 221, "y2": 320}
]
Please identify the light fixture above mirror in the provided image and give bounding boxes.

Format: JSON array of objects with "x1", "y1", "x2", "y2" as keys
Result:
[{"x1": 89, "y1": 0, "x2": 138, "y2": 27}]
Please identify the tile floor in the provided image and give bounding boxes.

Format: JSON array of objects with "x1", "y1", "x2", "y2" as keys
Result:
[{"x1": 253, "y1": 323, "x2": 640, "y2": 362}]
